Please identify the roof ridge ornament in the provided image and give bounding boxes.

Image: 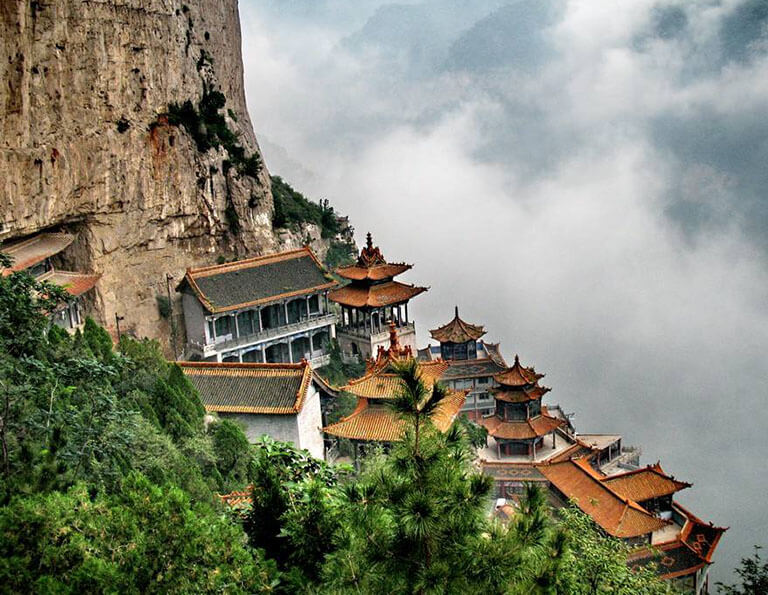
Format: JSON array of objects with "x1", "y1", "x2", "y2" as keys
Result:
[{"x1": 357, "y1": 232, "x2": 388, "y2": 267}]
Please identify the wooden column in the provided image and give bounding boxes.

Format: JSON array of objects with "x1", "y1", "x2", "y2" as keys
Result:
[
  {"x1": 233, "y1": 313, "x2": 240, "y2": 338},
  {"x1": 258, "y1": 307, "x2": 263, "y2": 332},
  {"x1": 306, "y1": 296, "x2": 311, "y2": 319}
]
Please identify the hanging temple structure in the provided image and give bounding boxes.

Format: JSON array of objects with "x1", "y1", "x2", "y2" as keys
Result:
[{"x1": 1, "y1": 227, "x2": 724, "y2": 593}]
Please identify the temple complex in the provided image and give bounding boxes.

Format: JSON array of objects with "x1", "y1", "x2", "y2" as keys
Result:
[
  {"x1": 0, "y1": 232, "x2": 100, "y2": 332},
  {"x1": 329, "y1": 233, "x2": 427, "y2": 360},
  {"x1": 323, "y1": 323, "x2": 465, "y2": 465},
  {"x1": 418, "y1": 307, "x2": 507, "y2": 417},
  {"x1": 177, "y1": 247, "x2": 338, "y2": 366}
]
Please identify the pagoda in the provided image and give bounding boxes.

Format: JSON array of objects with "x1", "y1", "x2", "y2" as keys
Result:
[
  {"x1": 323, "y1": 323, "x2": 465, "y2": 465},
  {"x1": 480, "y1": 354, "x2": 564, "y2": 459},
  {"x1": 420, "y1": 307, "x2": 507, "y2": 418},
  {"x1": 329, "y1": 232, "x2": 427, "y2": 360}
]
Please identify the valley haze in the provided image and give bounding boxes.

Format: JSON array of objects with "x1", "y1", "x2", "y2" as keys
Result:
[{"x1": 240, "y1": 0, "x2": 768, "y2": 582}]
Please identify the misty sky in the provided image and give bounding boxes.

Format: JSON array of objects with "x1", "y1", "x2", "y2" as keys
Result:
[{"x1": 238, "y1": 0, "x2": 768, "y2": 581}]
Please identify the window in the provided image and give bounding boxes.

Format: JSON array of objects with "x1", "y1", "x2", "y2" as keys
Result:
[
  {"x1": 287, "y1": 298, "x2": 307, "y2": 324},
  {"x1": 312, "y1": 330, "x2": 329, "y2": 353},
  {"x1": 308, "y1": 294, "x2": 320, "y2": 314},
  {"x1": 478, "y1": 376, "x2": 489, "y2": 385},
  {"x1": 214, "y1": 316, "x2": 232, "y2": 338},
  {"x1": 453, "y1": 341, "x2": 468, "y2": 360},
  {"x1": 477, "y1": 392, "x2": 490, "y2": 401},
  {"x1": 529, "y1": 400, "x2": 541, "y2": 418},
  {"x1": 503, "y1": 402, "x2": 527, "y2": 421},
  {"x1": 237, "y1": 310, "x2": 255, "y2": 336},
  {"x1": 262, "y1": 304, "x2": 285, "y2": 329}
]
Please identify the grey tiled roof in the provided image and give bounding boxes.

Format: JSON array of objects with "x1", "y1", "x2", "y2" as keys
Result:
[
  {"x1": 179, "y1": 362, "x2": 312, "y2": 414},
  {"x1": 440, "y1": 358, "x2": 506, "y2": 380},
  {"x1": 180, "y1": 248, "x2": 337, "y2": 313}
]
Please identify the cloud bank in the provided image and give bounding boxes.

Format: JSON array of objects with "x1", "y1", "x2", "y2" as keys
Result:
[{"x1": 240, "y1": 0, "x2": 768, "y2": 580}]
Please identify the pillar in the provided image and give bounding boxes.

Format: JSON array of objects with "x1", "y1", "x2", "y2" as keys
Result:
[
  {"x1": 258, "y1": 307, "x2": 263, "y2": 332},
  {"x1": 306, "y1": 296, "x2": 311, "y2": 319},
  {"x1": 284, "y1": 302, "x2": 289, "y2": 326},
  {"x1": 233, "y1": 313, "x2": 240, "y2": 338},
  {"x1": 262, "y1": 348, "x2": 267, "y2": 363},
  {"x1": 496, "y1": 440, "x2": 501, "y2": 459},
  {"x1": 309, "y1": 333, "x2": 314, "y2": 356},
  {"x1": 405, "y1": 302, "x2": 409, "y2": 324},
  {"x1": 531, "y1": 440, "x2": 536, "y2": 461}
]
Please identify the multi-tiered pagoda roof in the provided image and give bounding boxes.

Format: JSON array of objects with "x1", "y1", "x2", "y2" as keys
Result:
[
  {"x1": 480, "y1": 354, "x2": 564, "y2": 443},
  {"x1": 329, "y1": 233, "x2": 427, "y2": 309},
  {"x1": 429, "y1": 306, "x2": 486, "y2": 344}
]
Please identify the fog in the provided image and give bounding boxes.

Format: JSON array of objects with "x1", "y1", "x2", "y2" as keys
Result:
[{"x1": 239, "y1": 0, "x2": 768, "y2": 581}]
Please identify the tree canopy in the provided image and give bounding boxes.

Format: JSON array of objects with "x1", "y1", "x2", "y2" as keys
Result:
[{"x1": 0, "y1": 252, "x2": 674, "y2": 593}]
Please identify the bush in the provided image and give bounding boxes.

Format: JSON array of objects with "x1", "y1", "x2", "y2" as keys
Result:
[{"x1": 271, "y1": 176, "x2": 340, "y2": 238}]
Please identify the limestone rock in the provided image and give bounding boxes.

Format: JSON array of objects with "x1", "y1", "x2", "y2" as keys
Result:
[{"x1": 0, "y1": 0, "x2": 325, "y2": 347}]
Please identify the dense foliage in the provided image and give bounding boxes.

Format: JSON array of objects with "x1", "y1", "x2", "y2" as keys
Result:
[
  {"x1": 324, "y1": 239, "x2": 357, "y2": 269},
  {"x1": 165, "y1": 88, "x2": 262, "y2": 179},
  {"x1": 271, "y1": 175, "x2": 341, "y2": 238},
  {"x1": 0, "y1": 259, "x2": 274, "y2": 591},
  {"x1": 0, "y1": 253, "x2": 673, "y2": 593},
  {"x1": 0, "y1": 474, "x2": 278, "y2": 593}
]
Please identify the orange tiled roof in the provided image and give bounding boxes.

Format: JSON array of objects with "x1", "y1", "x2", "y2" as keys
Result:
[
  {"x1": 218, "y1": 486, "x2": 253, "y2": 509},
  {"x1": 629, "y1": 504, "x2": 727, "y2": 578},
  {"x1": 429, "y1": 306, "x2": 486, "y2": 343},
  {"x1": 323, "y1": 390, "x2": 466, "y2": 442},
  {"x1": 179, "y1": 246, "x2": 337, "y2": 313},
  {"x1": 480, "y1": 410, "x2": 564, "y2": 439},
  {"x1": 492, "y1": 385, "x2": 551, "y2": 403},
  {"x1": 1, "y1": 232, "x2": 74, "y2": 275},
  {"x1": 602, "y1": 463, "x2": 691, "y2": 502},
  {"x1": 538, "y1": 459, "x2": 670, "y2": 538},
  {"x1": 344, "y1": 359, "x2": 449, "y2": 400},
  {"x1": 37, "y1": 270, "x2": 101, "y2": 297},
  {"x1": 336, "y1": 262, "x2": 412, "y2": 281},
  {"x1": 328, "y1": 280, "x2": 427, "y2": 308},
  {"x1": 676, "y1": 502, "x2": 728, "y2": 564},
  {"x1": 494, "y1": 355, "x2": 544, "y2": 387},
  {"x1": 178, "y1": 361, "x2": 313, "y2": 414}
]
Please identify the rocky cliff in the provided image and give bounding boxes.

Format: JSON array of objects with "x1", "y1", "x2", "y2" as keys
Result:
[{"x1": 0, "y1": 0, "x2": 329, "y2": 346}]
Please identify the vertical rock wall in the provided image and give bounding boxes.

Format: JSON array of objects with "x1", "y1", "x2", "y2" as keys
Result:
[{"x1": 0, "y1": 0, "x2": 320, "y2": 345}]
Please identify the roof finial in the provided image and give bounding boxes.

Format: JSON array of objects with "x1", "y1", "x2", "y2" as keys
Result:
[
  {"x1": 366, "y1": 232, "x2": 374, "y2": 250},
  {"x1": 514, "y1": 354, "x2": 520, "y2": 364},
  {"x1": 454, "y1": 305, "x2": 459, "y2": 318}
]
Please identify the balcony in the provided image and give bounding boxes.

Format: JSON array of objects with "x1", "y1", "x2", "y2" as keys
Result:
[
  {"x1": 188, "y1": 312, "x2": 337, "y2": 358},
  {"x1": 337, "y1": 321, "x2": 415, "y2": 341}
]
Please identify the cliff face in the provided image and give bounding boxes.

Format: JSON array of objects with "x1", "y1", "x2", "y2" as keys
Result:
[{"x1": 0, "y1": 0, "x2": 322, "y2": 344}]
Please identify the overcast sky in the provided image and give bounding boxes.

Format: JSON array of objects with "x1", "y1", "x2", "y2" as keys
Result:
[{"x1": 239, "y1": 0, "x2": 768, "y2": 581}]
